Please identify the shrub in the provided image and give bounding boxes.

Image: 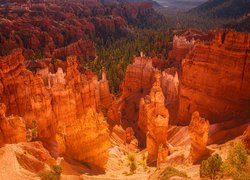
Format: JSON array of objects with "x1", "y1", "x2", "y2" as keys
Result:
[
  {"x1": 227, "y1": 142, "x2": 247, "y2": 170},
  {"x1": 223, "y1": 142, "x2": 250, "y2": 179},
  {"x1": 38, "y1": 165, "x2": 62, "y2": 180},
  {"x1": 160, "y1": 166, "x2": 187, "y2": 180},
  {"x1": 39, "y1": 171, "x2": 58, "y2": 180},
  {"x1": 200, "y1": 154, "x2": 222, "y2": 180},
  {"x1": 52, "y1": 165, "x2": 62, "y2": 175},
  {"x1": 127, "y1": 154, "x2": 137, "y2": 174},
  {"x1": 26, "y1": 120, "x2": 38, "y2": 142},
  {"x1": 139, "y1": 153, "x2": 148, "y2": 172}
]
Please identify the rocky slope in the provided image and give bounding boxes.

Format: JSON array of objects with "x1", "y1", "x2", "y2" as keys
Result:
[
  {"x1": 0, "y1": 142, "x2": 56, "y2": 180},
  {"x1": 0, "y1": 49, "x2": 112, "y2": 169}
]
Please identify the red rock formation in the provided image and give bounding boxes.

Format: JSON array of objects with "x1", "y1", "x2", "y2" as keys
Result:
[
  {"x1": 0, "y1": 142, "x2": 56, "y2": 179},
  {"x1": 178, "y1": 29, "x2": 250, "y2": 124},
  {"x1": 108, "y1": 54, "x2": 179, "y2": 139},
  {"x1": 0, "y1": 0, "x2": 162, "y2": 58},
  {"x1": 52, "y1": 38, "x2": 96, "y2": 60},
  {"x1": 114, "y1": 55, "x2": 155, "y2": 131},
  {"x1": 168, "y1": 35, "x2": 195, "y2": 66},
  {"x1": 0, "y1": 49, "x2": 112, "y2": 169},
  {"x1": 160, "y1": 68, "x2": 179, "y2": 122},
  {"x1": 0, "y1": 103, "x2": 26, "y2": 147},
  {"x1": 139, "y1": 72, "x2": 169, "y2": 163},
  {"x1": 157, "y1": 144, "x2": 168, "y2": 167},
  {"x1": 188, "y1": 111, "x2": 210, "y2": 163},
  {"x1": 168, "y1": 29, "x2": 211, "y2": 67},
  {"x1": 0, "y1": 49, "x2": 56, "y2": 140}
]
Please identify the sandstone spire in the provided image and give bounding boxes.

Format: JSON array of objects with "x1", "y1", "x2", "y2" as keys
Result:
[
  {"x1": 138, "y1": 71, "x2": 169, "y2": 165},
  {"x1": 188, "y1": 111, "x2": 210, "y2": 163}
]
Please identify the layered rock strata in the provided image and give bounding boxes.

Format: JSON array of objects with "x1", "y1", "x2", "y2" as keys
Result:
[
  {"x1": 188, "y1": 111, "x2": 209, "y2": 163},
  {"x1": 0, "y1": 49, "x2": 112, "y2": 169},
  {"x1": 0, "y1": 103, "x2": 26, "y2": 147},
  {"x1": 168, "y1": 29, "x2": 211, "y2": 67},
  {"x1": 178, "y1": 29, "x2": 250, "y2": 124},
  {"x1": 0, "y1": 142, "x2": 55, "y2": 180}
]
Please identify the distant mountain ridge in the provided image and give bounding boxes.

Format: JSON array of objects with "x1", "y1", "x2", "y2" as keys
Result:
[
  {"x1": 189, "y1": 0, "x2": 250, "y2": 18},
  {"x1": 154, "y1": 0, "x2": 206, "y2": 9},
  {"x1": 101, "y1": 0, "x2": 162, "y2": 7}
]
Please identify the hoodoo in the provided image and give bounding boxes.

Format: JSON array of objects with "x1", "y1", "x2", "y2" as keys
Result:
[
  {"x1": 139, "y1": 72, "x2": 169, "y2": 164},
  {"x1": 0, "y1": 49, "x2": 111, "y2": 169}
]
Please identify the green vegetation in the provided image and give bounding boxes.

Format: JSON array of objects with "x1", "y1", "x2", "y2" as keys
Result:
[
  {"x1": 160, "y1": 166, "x2": 188, "y2": 180},
  {"x1": 52, "y1": 165, "x2": 62, "y2": 176},
  {"x1": 222, "y1": 142, "x2": 250, "y2": 180},
  {"x1": 26, "y1": 120, "x2": 38, "y2": 142},
  {"x1": 158, "y1": 9, "x2": 228, "y2": 31},
  {"x1": 127, "y1": 154, "x2": 137, "y2": 174},
  {"x1": 199, "y1": 142, "x2": 250, "y2": 180},
  {"x1": 83, "y1": 29, "x2": 172, "y2": 94},
  {"x1": 38, "y1": 165, "x2": 62, "y2": 180},
  {"x1": 200, "y1": 154, "x2": 222, "y2": 180},
  {"x1": 139, "y1": 153, "x2": 148, "y2": 172}
]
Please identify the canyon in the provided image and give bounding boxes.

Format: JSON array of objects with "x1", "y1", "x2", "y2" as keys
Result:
[
  {"x1": 0, "y1": 27, "x2": 249, "y2": 179},
  {"x1": 0, "y1": 1, "x2": 249, "y2": 179}
]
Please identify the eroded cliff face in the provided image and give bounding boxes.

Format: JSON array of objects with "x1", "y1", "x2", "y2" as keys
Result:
[
  {"x1": 0, "y1": 103, "x2": 26, "y2": 147},
  {"x1": 168, "y1": 29, "x2": 211, "y2": 68},
  {"x1": 178, "y1": 29, "x2": 250, "y2": 124},
  {"x1": 0, "y1": 49, "x2": 112, "y2": 169}
]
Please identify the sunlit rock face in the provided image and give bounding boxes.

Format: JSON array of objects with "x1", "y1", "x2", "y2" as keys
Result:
[
  {"x1": 160, "y1": 68, "x2": 179, "y2": 123},
  {"x1": 137, "y1": 72, "x2": 169, "y2": 163},
  {"x1": 108, "y1": 55, "x2": 179, "y2": 138},
  {"x1": 61, "y1": 108, "x2": 111, "y2": 169},
  {"x1": 189, "y1": 111, "x2": 209, "y2": 163},
  {"x1": 0, "y1": 142, "x2": 55, "y2": 180},
  {"x1": 178, "y1": 29, "x2": 250, "y2": 124},
  {"x1": 0, "y1": 49, "x2": 112, "y2": 169},
  {"x1": 168, "y1": 29, "x2": 211, "y2": 68},
  {"x1": 0, "y1": 103, "x2": 26, "y2": 147},
  {"x1": 0, "y1": 49, "x2": 56, "y2": 140},
  {"x1": 119, "y1": 55, "x2": 155, "y2": 129}
]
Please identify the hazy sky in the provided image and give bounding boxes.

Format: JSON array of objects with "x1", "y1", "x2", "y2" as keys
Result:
[{"x1": 154, "y1": 0, "x2": 207, "y2": 9}]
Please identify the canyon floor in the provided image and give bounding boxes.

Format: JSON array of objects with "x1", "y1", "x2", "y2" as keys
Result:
[{"x1": 58, "y1": 135, "x2": 247, "y2": 179}]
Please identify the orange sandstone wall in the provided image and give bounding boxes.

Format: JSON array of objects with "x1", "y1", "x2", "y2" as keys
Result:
[{"x1": 178, "y1": 29, "x2": 250, "y2": 124}]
